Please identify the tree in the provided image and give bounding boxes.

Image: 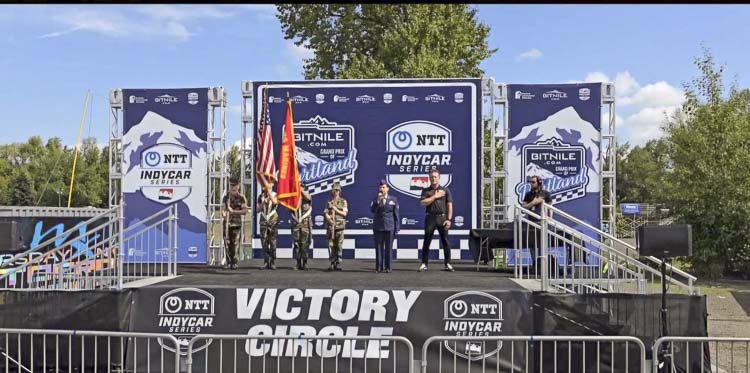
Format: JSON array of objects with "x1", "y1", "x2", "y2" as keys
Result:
[
  {"x1": 616, "y1": 139, "x2": 671, "y2": 204},
  {"x1": 662, "y1": 47, "x2": 750, "y2": 278},
  {"x1": 227, "y1": 145, "x2": 241, "y2": 182},
  {"x1": 276, "y1": 4, "x2": 497, "y2": 79},
  {"x1": 10, "y1": 171, "x2": 34, "y2": 206}
]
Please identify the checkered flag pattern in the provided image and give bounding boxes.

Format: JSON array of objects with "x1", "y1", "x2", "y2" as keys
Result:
[
  {"x1": 552, "y1": 188, "x2": 585, "y2": 204},
  {"x1": 307, "y1": 174, "x2": 355, "y2": 195}
]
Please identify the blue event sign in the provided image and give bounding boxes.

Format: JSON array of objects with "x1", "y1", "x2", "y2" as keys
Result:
[
  {"x1": 122, "y1": 88, "x2": 209, "y2": 263},
  {"x1": 252, "y1": 80, "x2": 482, "y2": 253}
]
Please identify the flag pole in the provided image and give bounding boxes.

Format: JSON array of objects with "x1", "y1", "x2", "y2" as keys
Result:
[{"x1": 67, "y1": 90, "x2": 91, "y2": 207}]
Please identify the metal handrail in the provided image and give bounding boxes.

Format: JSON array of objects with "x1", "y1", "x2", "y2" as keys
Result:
[
  {"x1": 543, "y1": 203, "x2": 697, "y2": 285},
  {"x1": 0, "y1": 206, "x2": 118, "y2": 269},
  {"x1": 0, "y1": 328, "x2": 181, "y2": 372},
  {"x1": 517, "y1": 212, "x2": 644, "y2": 293},
  {"x1": 0, "y1": 217, "x2": 119, "y2": 281},
  {"x1": 123, "y1": 204, "x2": 175, "y2": 234},
  {"x1": 422, "y1": 335, "x2": 647, "y2": 373},
  {"x1": 186, "y1": 334, "x2": 415, "y2": 373},
  {"x1": 515, "y1": 204, "x2": 695, "y2": 294}
]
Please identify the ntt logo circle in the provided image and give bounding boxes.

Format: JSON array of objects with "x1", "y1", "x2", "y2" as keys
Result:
[
  {"x1": 448, "y1": 299, "x2": 468, "y2": 318},
  {"x1": 392, "y1": 131, "x2": 412, "y2": 150},
  {"x1": 144, "y1": 151, "x2": 161, "y2": 167},
  {"x1": 164, "y1": 296, "x2": 182, "y2": 314}
]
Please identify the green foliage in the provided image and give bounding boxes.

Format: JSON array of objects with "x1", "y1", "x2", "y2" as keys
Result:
[
  {"x1": 0, "y1": 136, "x2": 108, "y2": 208},
  {"x1": 662, "y1": 47, "x2": 750, "y2": 278},
  {"x1": 227, "y1": 145, "x2": 241, "y2": 182},
  {"x1": 276, "y1": 4, "x2": 497, "y2": 79},
  {"x1": 10, "y1": 171, "x2": 34, "y2": 206},
  {"x1": 616, "y1": 139, "x2": 671, "y2": 204}
]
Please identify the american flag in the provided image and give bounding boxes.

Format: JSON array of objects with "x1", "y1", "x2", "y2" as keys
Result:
[{"x1": 256, "y1": 87, "x2": 276, "y2": 186}]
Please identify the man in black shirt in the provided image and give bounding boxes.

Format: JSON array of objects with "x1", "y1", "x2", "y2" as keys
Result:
[
  {"x1": 522, "y1": 176, "x2": 552, "y2": 218},
  {"x1": 418, "y1": 168, "x2": 455, "y2": 272},
  {"x1": 521, "y1": 175, "x2": 552, "y2": 270}
]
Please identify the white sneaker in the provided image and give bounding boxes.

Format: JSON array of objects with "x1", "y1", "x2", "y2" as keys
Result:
[
  {"x1": 418, "y1": 263, "x2": 428, "y2": 272},
  {"x1": 445, "y1": 263, "x2": 455, "y2": 272}
]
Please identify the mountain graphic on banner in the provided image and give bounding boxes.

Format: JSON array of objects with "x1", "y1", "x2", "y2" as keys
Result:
[
  {"x1": 525, "y1": 162, "x2": 556, "y2": 179},
  {"x1": 122, "y1": 111, "x2": 208, "y2": 224},
  {"x1": 508, "y1": 106, "x2": 600, "y2": 174},
  {"x1": 296, "y1": 147, "x2": 328, "y2": 167}
]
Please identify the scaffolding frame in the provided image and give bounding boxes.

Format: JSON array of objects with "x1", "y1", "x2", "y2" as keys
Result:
[
  {"x1": 108, "y1": 87, "x2": 227, "y2": 266},
  {"x1": 239, "y1": 81, "x2": 255, "y2": 262},
  {"x1": 601, "y1": 83, "x2": 617, "y2": 234},
  {"x1": 207, "y1": 87, "x2": 228, "y2": 267},
  {"x1": 481, "y1": 79, "x2": 509, "y2": 228}
]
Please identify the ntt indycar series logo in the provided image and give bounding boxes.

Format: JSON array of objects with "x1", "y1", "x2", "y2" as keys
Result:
[
  {"x1": 158, "y1": 288, "x2": 215, "y2": 355},
  {"x1": 294, "y1": 116, "x2": 358, "y2": 195},
  {"x1": 443, "y1": 291, "x2": 504, "y2": 360},
  {"x1": 385, "y1": 120, "x2": 452, "y2": 198},
  {"x1": 515, "y1": 137, "x2": 589, "y2": 205},
  {"x1": 138, "y1": 143, "x2": 194, "y2": 204}
]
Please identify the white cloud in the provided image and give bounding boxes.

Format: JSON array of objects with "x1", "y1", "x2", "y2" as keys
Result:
[
  {"x1": 235, "y1": 4, "x2": 277, "y2": 20},
  {"x1": 287, "y1": 41, "x2": 314, "y2": 63},
  {"x1": 619, "y1": 106, "x2": 680, "y2": 146},
  {"x1": 613, "y1": 71, "x2": 639, "y2": 97},
  {"x1": 618, "y1": 81, "x2": 684, "y2": 108},
  {"x1": 573, "y1": 70, "x2": 685, "y2": 146},
  {"x1": 583, "y1": 71, "x2": 610, "y2": 83},
  {"x1": 38, "y1": 5, "x2": 238, "y2": 41},
  {"x1": 138, "y1": 5, "x2": 234, "y2": 21},
  {"x1": 516, "y1": 48, "x2": 542, "y2": 61}
]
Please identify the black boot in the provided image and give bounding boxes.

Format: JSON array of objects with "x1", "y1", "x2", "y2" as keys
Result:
[
  {"x1": 270, "y1": 258, "x2": 276, "y2": 270},
  {"x1": 302, "y1": 260, "x2": 309, "y2": 270}
]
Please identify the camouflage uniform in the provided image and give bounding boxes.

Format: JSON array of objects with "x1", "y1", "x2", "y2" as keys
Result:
[
  {"x1": 222, "y1": 192, "x2": 247, "y2": 267},
  {"x1": 291, "y1": 195, "x2": 313, "y2": 269},
  {"x1": 325, "y1": 195, "x2": 348, "y2": 269},
  {"x1": 258, "y1": 192, "x2": 279, "y2": 268}
]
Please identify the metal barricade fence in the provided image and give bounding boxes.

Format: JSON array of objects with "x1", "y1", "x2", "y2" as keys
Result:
[
  {"x1": 653, "y1": 337, "x2": 750, "y2": 373},
  {"x1": 186, "y1": 334, "x2": 415, "y2": 373},
  {"x1": 0, "y1": 328, "x2": 180, "y2": 373},
  {"x1": 10, "y1": 330, "x2": 749, "y2": 373},
  {"x1": 421, "y1": 336, "x2": 646, "y2": 373}
]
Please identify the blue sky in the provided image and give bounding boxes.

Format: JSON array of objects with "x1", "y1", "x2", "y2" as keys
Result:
[{"x1": 1, "y1": 4, "x2": 748, "y2": 148}]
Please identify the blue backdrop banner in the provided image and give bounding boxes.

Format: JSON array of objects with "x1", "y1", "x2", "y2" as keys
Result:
[
  {"x1": 507, "y1": 84, "x2": 602, "y2": 233},
  {"x1": 252, "y1": 80, "x2": 482, "y2": 260},
  {"x1": 122, "y1": 88, "x2": 209, "y2": 263}
]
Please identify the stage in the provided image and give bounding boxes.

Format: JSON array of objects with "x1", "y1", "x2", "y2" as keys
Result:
[
  {"x1": 0, "y1": 260, "x2": 709, "y2": 372},
  {"x1": 161, "y1": 260, "x2": 524, "y2": 291}
]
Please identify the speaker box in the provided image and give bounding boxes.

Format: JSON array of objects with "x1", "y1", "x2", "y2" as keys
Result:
[
  {"x1": 0, "y1": 221, "x2": 21, "y2": 252},
  {"x1": 637, "y1": 224, "x2": 692, "y2": 258}
]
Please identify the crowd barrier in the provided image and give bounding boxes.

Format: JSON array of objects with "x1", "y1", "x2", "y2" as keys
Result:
[{"x1": 1, "y1": 329, "x2": 745, "y2": 372}]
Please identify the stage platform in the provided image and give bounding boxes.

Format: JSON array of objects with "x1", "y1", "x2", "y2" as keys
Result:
[
  {"x1": 159, "y1": 259, "x2": 525, "y2": 291},
  {"x1": 0, "y1": 260, "x2": 710, "y2": 372}
]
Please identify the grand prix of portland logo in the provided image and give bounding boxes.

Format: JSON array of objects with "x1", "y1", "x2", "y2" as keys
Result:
[
  {"x1": 295, "y1": 116, "x2": 358, "y2": 195},
  {"x1": 138, "y1": 143, "x2": 194, "y2": 204},
  {"x1": 515, "y1": 137, "x2": 589, "y2": 205},
  {"x1": 385, "y1": 121, "x2": 452, "y2": 198},
  {"x1": 443, "y1": 291, "x2": 504, "y2": 360}
]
